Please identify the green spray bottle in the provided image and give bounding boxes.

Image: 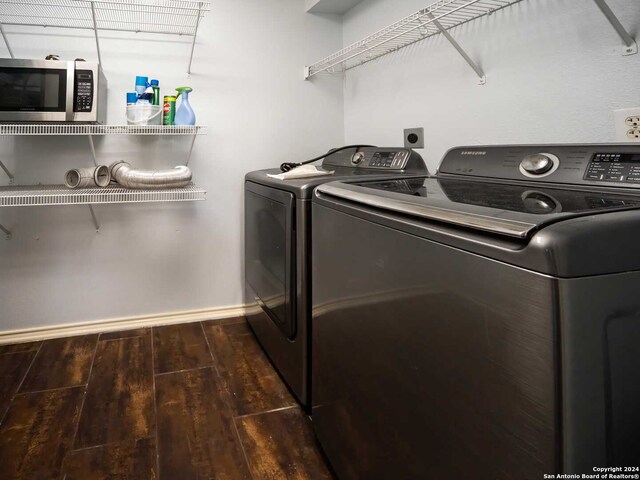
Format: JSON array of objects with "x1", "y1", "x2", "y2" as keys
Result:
[{"x1": 174, "y1": 86, "x2": 196, "y2": 126}]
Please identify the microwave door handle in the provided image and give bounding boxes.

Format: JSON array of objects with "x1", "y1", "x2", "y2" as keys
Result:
[{"x1": 65, "y1": 62, "x2": 75, "y2": 121}]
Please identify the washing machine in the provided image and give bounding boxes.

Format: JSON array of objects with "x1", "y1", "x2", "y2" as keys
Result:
[
  {"x1": 311, "y1": 144, "x2": 640, "y2": 479},
  {"x1": 244, "y1": 147, "x2": 428, "y2": 409}
]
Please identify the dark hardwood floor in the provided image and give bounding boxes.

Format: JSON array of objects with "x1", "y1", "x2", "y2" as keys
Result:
[{"x1": 0, "y1": 318, "x2": 334, "y2": 480}]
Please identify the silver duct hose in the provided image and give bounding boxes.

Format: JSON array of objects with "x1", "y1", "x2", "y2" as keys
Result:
[
  {"x1": 65, "y1": 165, "x2": 111, "y2": 188},
  {"x1": 109, "y1": 161, "x2": 192, "y2": 189}
]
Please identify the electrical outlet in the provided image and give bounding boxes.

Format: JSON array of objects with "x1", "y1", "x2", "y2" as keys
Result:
[
  {"x1": 626, "y1": 116, "x2": 640, "y2": 127},
  {"x1": 627, "y1": 128, "x2": 640, "y2": 140},
  {"x1": 404, "y1": 128, "x2": 425, "y2": 149},
  {"x1": 614, "y1": 108, "x2": 640, "y2": 142}
]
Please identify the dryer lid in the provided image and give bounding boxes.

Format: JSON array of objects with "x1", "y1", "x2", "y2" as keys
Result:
[{"x1": 316, "y1": 177, "x2": 640, "y2": 239}]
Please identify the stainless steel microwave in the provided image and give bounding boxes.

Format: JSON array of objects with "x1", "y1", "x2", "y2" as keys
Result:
[{"x1": 0, "y1": 59, "x2": 107, "y2": 123}]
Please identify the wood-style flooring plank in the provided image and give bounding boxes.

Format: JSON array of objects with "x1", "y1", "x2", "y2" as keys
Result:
[
  {"x1": 62, "y1": 437, "x2": 157, "y2": 480},
  {"x1": 75, "y1": 336, "x2": 154, "y2": 449},
  {"x1": 236, "y1": 407, "x2": 334, "y2": 480},
  {"x1": 153, "y1": 323, "x2": 212, "y2": 374},
  {"x1": 0, "y1": 341, "x2": 41, "y2": 355},
  {"x1": 155, "y1": 367, "x2": 252, "y2": 480},
  {"x1": 0, "y1": 387, "x2": 84, "y2": 480},
  {"x1": 19, "y1": 335, "x2": 98, "y2": 392},
  {"x1": 0, "y1": 351, "x2": 37, "y2": 422},
  {"x1": 204, "y1": 323, "x2": 295, "y2": 416},
  {"x1": 99, "y1": 328, "x2": 150, "y2": 342}
]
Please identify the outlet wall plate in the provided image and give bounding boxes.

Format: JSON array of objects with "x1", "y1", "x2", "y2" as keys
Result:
[
  {"x1": 627, "y1": 128, "x2": 640, "y2": 140},
  {"x1": 614, "y1": 108, "x2": 640, "y2": 142},
  {"x1": 404, "y1": 127, "x2": 425, "y2": 149}
]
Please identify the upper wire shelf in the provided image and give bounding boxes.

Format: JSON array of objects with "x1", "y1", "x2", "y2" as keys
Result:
[
  {"x1": 0, "y1": 124, "x2": 207, "y2": 136},
  {"x1": 305, "y1": 0, "x2": 522, "y2": 79},
  {"x1": 0, "y1": 0, "x2": 211, "y2": 36}
]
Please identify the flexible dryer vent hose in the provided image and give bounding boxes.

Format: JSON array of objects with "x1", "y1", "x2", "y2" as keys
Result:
[{"x1": 109, "y1": 161, "x2": 192, "y2": 189}]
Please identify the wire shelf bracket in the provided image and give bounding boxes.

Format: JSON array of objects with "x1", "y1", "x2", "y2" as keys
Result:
[
  {"x1": 87, "y1": 135, "x2": 98, "y2": 167},
  {"x1": 304, "y1": 0, "x2": 522, "y2": 82},
  {"x1": 0, "y1": 0, "x2": 211, "y2": 72},
  {"x1": 426, "y1": 12, "x2": 485, "y2": 84},
  {"x1": 187, "y1": 2, "x2": 205, "y2": 74},
  {"x1": 0, "y1": 22, "x2": 15, "y2": 58},
  {"x1": 593, "y1": 0, "x2": 637, "y2": 56},
  {"x1": 185, "y1": 133, "x2": 197, "y2": 166},
  {"x1": 0, "y1": 222, "x2": 11, "y2": 240},
  {"x1": 88, "y1": 204, "x2": 100, "y2": 231},
  {"x1": 90, "y1": 1, "x2": 103, "y2": 65},
  {"x1": 0, "y1": 160, "x2": 14, "y2": 184}
]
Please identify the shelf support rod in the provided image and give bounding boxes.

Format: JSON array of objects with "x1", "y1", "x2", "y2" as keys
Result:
[
  {"x1": 90, "y1": 2, "x2": 103, "y2": 65},
  {"x1": 187, "y1": 2, "x2": 203, "y2": 74},
  {"x1": 185, "y1": 134, "x2": 197, "y2": 166},
  {"x1": 0, "y1": 22, "x2": 15, "y2": 59},
  {"x1": 593, "y1": 0, "x2": 637, "y2": 55},
  {"x1": 427, "y1": 13, "x2": 486, "y2": 85},
  {"x1": 88, "y1": 205, "x2": 100, "y2": 231},
  {"x1": 0, "y1": 160, "x2": 14, "y2": 184},
  {"x1": 87, "y1": 135, "x2": 98, "y2": 166},
  {"x1": 0, "y1": 222, "x2": 11, "y2": 240}
]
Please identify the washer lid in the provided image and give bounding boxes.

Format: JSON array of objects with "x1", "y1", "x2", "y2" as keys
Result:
[{"x1": 316, "y1": 177, "x2": 640, "y2": 239}]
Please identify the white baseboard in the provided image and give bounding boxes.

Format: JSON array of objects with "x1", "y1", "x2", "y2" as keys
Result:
[{"x1": 0, "y1": 305, "x2": 249, "y2": 345}]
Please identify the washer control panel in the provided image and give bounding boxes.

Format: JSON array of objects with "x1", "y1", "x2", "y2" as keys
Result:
[
  {"x1": 438, "y1": 145, "x2": 640, "y2": 188},
  {"x1": 584, "y1": 153, "x2": 640, "y2": 183}
]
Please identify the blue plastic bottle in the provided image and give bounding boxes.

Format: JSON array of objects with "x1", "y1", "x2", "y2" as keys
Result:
[
  {"x1": 135, "y1": 76, "x2": 148, "y2": 96},
  {"x1": 174, "y1": 86, "x2": 196, "y2": 126}
]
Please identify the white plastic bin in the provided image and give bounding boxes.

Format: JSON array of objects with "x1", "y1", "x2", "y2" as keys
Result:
[{"x1": 126, "y1": 104, "x2": 162, "y2": 126}]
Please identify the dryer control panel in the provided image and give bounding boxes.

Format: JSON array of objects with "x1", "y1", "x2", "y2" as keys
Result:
[
  {"x1": 367, "y1": 150, "x2": 409, "y2": 168},
  {"x1": 323, "y1": 147, "x2": 426, "y2": 173}
]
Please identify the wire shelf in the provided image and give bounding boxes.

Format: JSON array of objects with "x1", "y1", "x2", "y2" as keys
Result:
[
  {"x1": 0, "y1": 183, "x2": 206, "y2": 206},
  {"x1": 0, "y1": 0, "x2": 211, "y2": 36},
  {"x1": 0, "y1": 124, "x2": 207, "y2": 136},
  {"x1": 305, "y1": 0, "x2": 522, "y2": 78}
]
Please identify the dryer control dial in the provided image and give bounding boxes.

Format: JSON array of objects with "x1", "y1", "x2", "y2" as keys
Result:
[
  {"x1": 519, "y1": 153, "x2": 559, "y2": 177},
  {"x1": 351, "y1": 151, "x2": 365, "y2": 165}
]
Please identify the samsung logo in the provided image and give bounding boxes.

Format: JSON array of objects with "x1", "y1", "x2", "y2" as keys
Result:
[{"x1": 460, "y1": 151, "x2": 486, "y2": 156}]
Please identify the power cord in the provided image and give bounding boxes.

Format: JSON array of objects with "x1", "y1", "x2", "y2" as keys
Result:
[{"x1": 280, "y1": 145, "x2": 377, "y2": 172}]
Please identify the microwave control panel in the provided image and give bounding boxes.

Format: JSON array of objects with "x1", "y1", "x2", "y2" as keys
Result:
[{"x1": 74, "y1": 70, "x2": 94, "y2": 113}]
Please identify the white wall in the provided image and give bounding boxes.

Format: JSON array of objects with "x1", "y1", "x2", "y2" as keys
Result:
[
  {"x1": 0, "y1": 0, "x2": 344, "y2": 332},
  {"x1": 342, "y1": 0, "x2": 640, "y2": 173}
]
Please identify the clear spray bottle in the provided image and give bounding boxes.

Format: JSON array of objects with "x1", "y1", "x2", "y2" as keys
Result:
[{"x1": 174, "y1": 86, "x2": 196, "y2": 126}]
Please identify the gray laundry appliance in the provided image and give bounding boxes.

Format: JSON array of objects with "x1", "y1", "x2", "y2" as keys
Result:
[
  {"x1": 244, "y1": 147, "x2": 428, "y2": 409},
  {"x1": 311, "y1": 144, "x2": 640, "y2": 479}
]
